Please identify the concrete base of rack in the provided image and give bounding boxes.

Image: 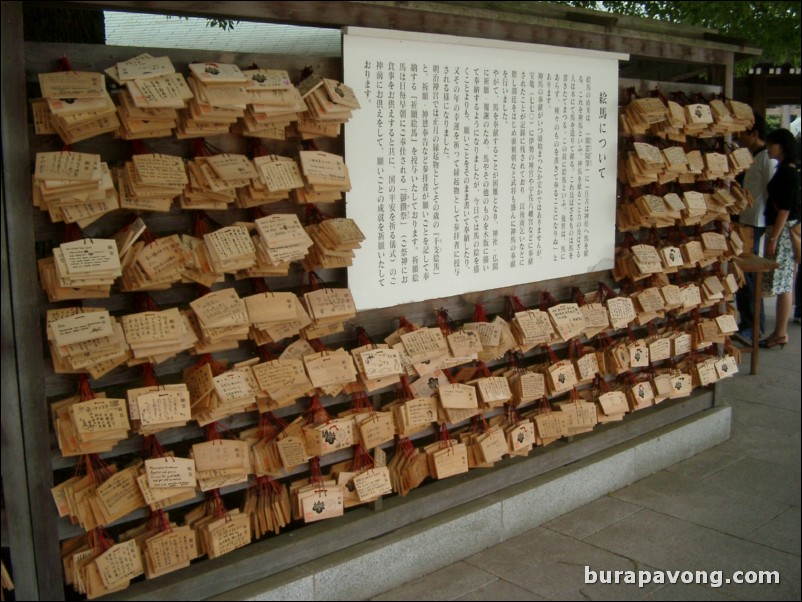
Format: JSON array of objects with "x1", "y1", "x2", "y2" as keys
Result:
[{"x1": 200, "y1": 395, "x2": 730, "y2": 602}]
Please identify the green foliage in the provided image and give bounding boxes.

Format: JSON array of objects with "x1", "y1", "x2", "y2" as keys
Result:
[
  {"x1": 552, "y1": 1, "x2": 801, "y2": 66},
  {"x1": 165, "y1": 16, "x2": 239, "y2": 31},
  {"x1": 766, "y1": 114, "x2": 782, "y2": 132},
  {"x1": 206, "y1": 19, "x2": 238, "y2": 31}
]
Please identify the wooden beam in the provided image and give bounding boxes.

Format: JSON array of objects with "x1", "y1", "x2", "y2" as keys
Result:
[
  {"x1": 735, "y1": 74, "x2": 802, "y2": 106},
  {"x1": 0, "y1": 33, "x2": 40, "y2": 596},
  {"x1": 0, "y1": 3, "x2": 64, "y2": 600},
  {"x1": 752, "y1": 73, "x2": 768, "y2": 117},
  {"x1": 724, "y1": 53, "x2": 734, "y2": 99},
  {"x1": 28, "y1": 0, "x2": 747, "y2": 65},
  {"x1": 564, "y1": 11, "x2": 619, "y2": 29},
  {"x1": 704, "y1": 31, "x2": 748, "y2": 47}
]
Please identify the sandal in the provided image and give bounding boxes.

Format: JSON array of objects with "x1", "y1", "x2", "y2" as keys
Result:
[{"x1": 759, "y1": 335, "x2": 789, "y2": 349}]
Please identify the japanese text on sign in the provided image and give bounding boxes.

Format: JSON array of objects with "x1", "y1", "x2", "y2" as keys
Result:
[{"x1": 345, "y1": 29, "x2": 623, "y2": 309}]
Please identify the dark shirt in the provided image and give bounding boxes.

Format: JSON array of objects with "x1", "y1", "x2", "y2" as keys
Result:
[{"x1": 764, "y1": 163, "x2": 800, "y2": 224}]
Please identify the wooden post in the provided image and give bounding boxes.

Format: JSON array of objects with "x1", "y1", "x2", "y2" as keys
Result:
[{"x1": 1, "y1": 3, "x2": 64, "y2": 600}]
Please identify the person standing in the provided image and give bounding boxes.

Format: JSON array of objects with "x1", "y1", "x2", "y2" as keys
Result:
[
  {"x1": 735, "y1": 114, "x2": 776, "y2": 343},
  {"x1": 760, "y1": 128, "x2": 801, "y2": 349},
  {"x1": 794, "y1": 131, "x2": 802, "y2": 325}
]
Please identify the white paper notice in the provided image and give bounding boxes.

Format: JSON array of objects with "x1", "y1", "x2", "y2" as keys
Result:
[{"x1": 345, "y1": 28, "x2": 624, "y2": 309}]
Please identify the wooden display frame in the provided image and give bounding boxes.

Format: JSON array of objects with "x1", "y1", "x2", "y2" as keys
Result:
[{"x1": 1, "y1": 2, "x2": 751, "y2": 599}]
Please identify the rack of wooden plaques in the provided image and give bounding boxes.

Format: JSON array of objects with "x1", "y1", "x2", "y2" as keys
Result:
[{"x1": 1, "y1": 6, "x2": 744, "y2": 600}]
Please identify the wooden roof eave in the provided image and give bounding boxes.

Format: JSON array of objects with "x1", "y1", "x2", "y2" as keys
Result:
[{"x1": 31, "y1": 0, "x2": 761, "y2": 65}]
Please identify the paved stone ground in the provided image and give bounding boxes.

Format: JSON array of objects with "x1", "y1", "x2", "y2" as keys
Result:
[{"x1": 372, "y1": 308, "x2": 801, "y2": 601}]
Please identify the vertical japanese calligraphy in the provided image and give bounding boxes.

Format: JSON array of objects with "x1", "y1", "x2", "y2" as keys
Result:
[{"x1": 345, "y1": 29, "x2": 624, "y2": 309}]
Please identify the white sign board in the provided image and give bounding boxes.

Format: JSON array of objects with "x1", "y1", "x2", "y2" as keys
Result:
[{"x1": 345, "y1": 28, "x2": 625, "y2": 310}]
